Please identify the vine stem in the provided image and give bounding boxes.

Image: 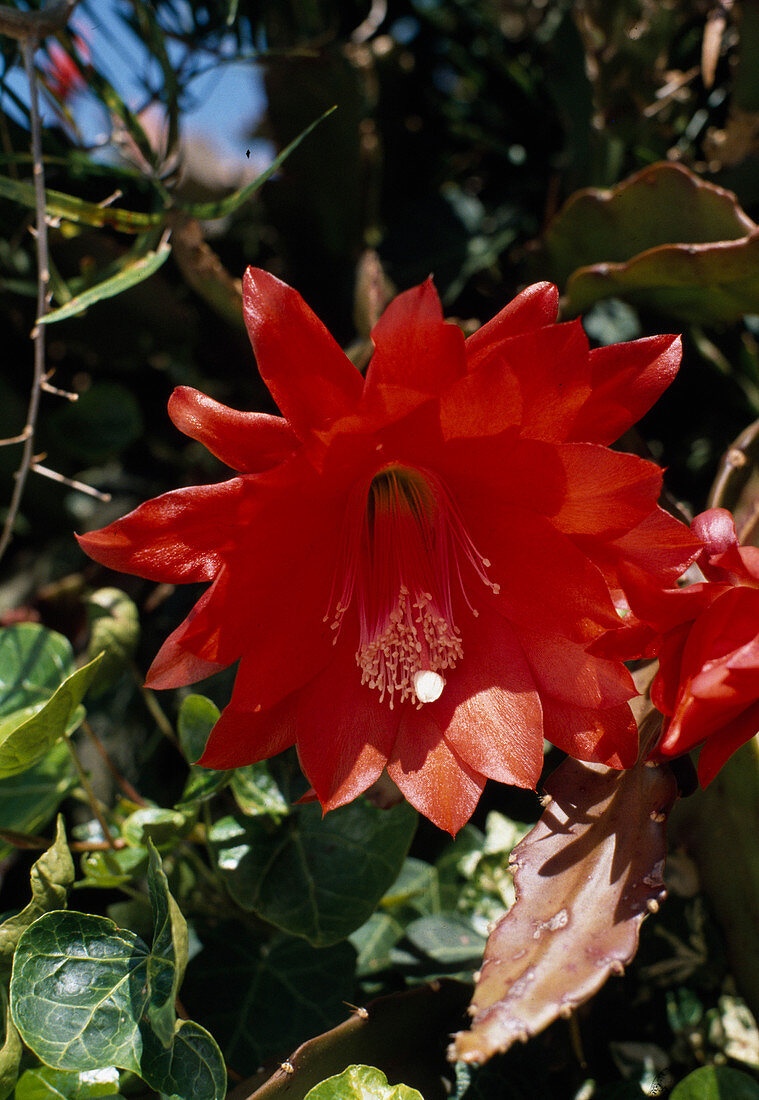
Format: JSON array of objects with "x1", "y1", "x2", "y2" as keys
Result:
[{"x1": 63, "y1": 729, "x2": 119, "y2": 848}]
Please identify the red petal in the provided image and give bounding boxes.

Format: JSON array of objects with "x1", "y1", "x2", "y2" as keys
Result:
[
  {"x1": 364, "y1": 278, "x2": 466, "y2": 396},
  {"x1": 476, "y1": 320, "x2": 592, "y2": 443},
  {"x1": 242, "y1": 267, "x2": 363, "y2": 439},
  {"x1": 465, "y1": 282, "x2": 559, "y2": 369},
  {"x1": 581, "y1": 508, "x2": 701, "y2": 590},
  {"x1": 696, "y1": 702, "x2": 759, "y2": 785},
  {"x1": 146, "y1": 571, "x2": 232, "y2": 688},
  {"x1": 76, "y1": 478, "x2": 248, "y2": 582},
  {"x1": 388, "y1": 714, "x2": 486, "y2": 835},
  {"x1": 438, "y1": 356, "x2": 523, "y2": 442},
  {"x1": 295, "y1": 632, "x2": 400, "y2": 810},
  {"x1": 423, "y1": 605, "x2": 544, "y2": 787},
  {"x1": 541, "y1": 698, "x2": 638, "y2": 769},
  {"x1": 454, "y1": 501, "x2": 621, "y2": 643},
  {"x1": 168, "y1": 387, "x2": 297, "y2": 472},
  {"x1": 568, "y1": 334, "x2": 681, "y2": 445},
  {"x1": 514, "y1": 625, "x2": 635, "y2": 709},
  {"x1": 198, "y1": 691, "x2": 297, "y2": 769},
  {"x1": 551, "y1": 444, "x2": 663, "y2": 540}
]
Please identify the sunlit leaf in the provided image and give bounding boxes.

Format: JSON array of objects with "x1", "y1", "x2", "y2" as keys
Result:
[
  {"x1": 0, "y1": 625, "x2": 103, "y2": 778},
  {"x1": 0, "y1": 176, "x2": 162, "y2": 233},
  {"x1": 0, "y1": 816, "x2": 74, "y2": 968},
  {"x1": 14, "y1": 1064, "x2": 122, "y2": 1100},
  {"x1": 304, "y1": 1065, "x2": 423, "y2": 1100},
  {"x1": 38, "y1": 236, "x2": 171, "y2": 325},
  {"x1": 451, "y1": 758, "x2": 677, "y2": 1063}
]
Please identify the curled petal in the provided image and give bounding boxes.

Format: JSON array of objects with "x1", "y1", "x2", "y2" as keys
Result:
[
  {"x1": 76, "y1": 479, "x2": 248, "y2": 582},
  {"x1": 465, "y1": 282, "x2": 559, "y2": 369},
  {"x1": 569, "y1": 334, "x2": 681, "y2": 445},
  {"x1": 243, "y1": 267, "x2": 363, "y2": 439},
  {"x1": 168, "y1": 387, "x2": 297, "y2": 472},
  {"x1": 580, "y1": 507, "x2": 701, "y2": 591},
  {"x1": 388, "y1": 714, "x2": 486, "y2": 835},
  {"x1": 696, "y1": 700, "x2": 759, "y2": 785}
]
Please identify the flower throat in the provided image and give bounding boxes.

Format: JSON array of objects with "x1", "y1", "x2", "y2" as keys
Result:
[{"x1": 327, "y1": 464, "x2": 499, "y2": 708}]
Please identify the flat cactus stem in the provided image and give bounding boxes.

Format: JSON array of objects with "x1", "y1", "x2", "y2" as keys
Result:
[
  {"x1": 450, "y1": 757, "x2": 677, "y2": 1064},
  {"x1": 229, "y1": 979, "x2": 471, "y2": 1100}
]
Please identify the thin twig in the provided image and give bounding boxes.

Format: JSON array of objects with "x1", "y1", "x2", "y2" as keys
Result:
[
  {"x1": 32, "y1": 462, "x2": 112, "y2": 502},
  {"x1": 63, "y1": 729, "x2": 119, "y2": 848},
  {"x1": 0, "y1": 827, "x2": 126, "y2": 851},
  {"x1": 0, "y1": 36, "x2": 49, "y2": 563},
  {"x1": 129, "y1": 659, "x2": 180, "y2": 748}
]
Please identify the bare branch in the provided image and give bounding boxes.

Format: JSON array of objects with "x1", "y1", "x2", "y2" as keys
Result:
[{"x1": 0, "y1": 37, "x2": 50, "y2": 562}]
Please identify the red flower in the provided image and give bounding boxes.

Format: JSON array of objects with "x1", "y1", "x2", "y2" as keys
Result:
[
  {"x1": 78, "y1": 269, "x2": 698, "y2": 833},
  {"x1": 618, "y1": 508, "x2": 759, "y2": 785},
  {"x1": 43, "y1": 39, "x2": 87, "y2": 102}
]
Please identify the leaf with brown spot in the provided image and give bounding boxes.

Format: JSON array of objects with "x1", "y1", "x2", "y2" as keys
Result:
[{"x1": 450, "y1": 757, "x2": 677, "y2": 1064}]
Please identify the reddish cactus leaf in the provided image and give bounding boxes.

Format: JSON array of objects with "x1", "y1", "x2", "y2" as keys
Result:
[
  {"x1": 540, "y1": 162, "x2": 759, "y2": 324},
  {"x1": 450, "y1": 757, "x2": 677, "y2": 1064}
]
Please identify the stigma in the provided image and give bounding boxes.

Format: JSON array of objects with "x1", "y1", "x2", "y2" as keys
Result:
[{"x1": 327, "y1": 464, "x2": 499, "y2": 708}]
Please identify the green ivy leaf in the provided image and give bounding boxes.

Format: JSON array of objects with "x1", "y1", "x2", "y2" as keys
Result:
[
  {"x1": 0, "y1": 815, "x2": 74, "y2": 970},
  {"x1": 14, "y1": 1064, "x2": 122, "y2": 1100},
  {"x1": 670, "y1": 1065, "x2": 759, "y2": 1099},
  {"x1": 209, "y1": 799, "x2": 417, "y2": 947},
  {"x1": 121, "y1": 807, "x2": 194, "y2": 851},
  {"x1": 0, "y1": 985, "x2": 22, "y2": 1100},
  {"x1": 10, "y1": 911, "x2": 149, "y2": 1073},
  {"x1": 145, "y1": 842, "x2": 188, "y2": 1048},
  {"x1": 139, "y1": 1018, "x2": 225, "y2": 1100},
  {"x1": 0, "y1": 625, "x2": 103, "y2": 778},
  {"x1": 0, "y1": 743, "x2": 76, "y2": 862},
  {"x1": 78, "y1": 847, "x2": 149, "y2": 890},
  {"x1": 304, "y1": 1064, "x2": 423, "y2": 1100},
  {"x1": 175, "y1": 696, "x2": 230, "y2": 807},
  {"x1": 404, "y1": 915, "x2": 487, "y2": 968},
  {"x1": 182, "y1": 927, "x2": 355, "y2": 1073},
  {"x1": 230, "y1": 762, "x2": 289, "y2": 818}
]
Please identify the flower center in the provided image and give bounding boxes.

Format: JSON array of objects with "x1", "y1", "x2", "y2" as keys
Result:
[{"x1": 326, "y1": 464, "x2": 499, "y2": 708}]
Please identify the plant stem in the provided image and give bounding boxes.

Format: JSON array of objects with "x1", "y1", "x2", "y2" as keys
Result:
[
  {"x1": 63, "y1": 730, "x2": 119, "y2": 848},
  {"x1": 82, "y1": 718, "x2": 148, "y2": 806},
  {"x1": 129, "y1": 659, "x2": 180, "y2": 748}
]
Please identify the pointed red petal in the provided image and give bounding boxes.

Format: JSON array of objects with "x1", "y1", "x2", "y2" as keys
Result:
[
  {"x1": 364, "y1": 278, "x2": 466, "y2": 396},
  {"x1": 552, "y1": 444, "x2": 664, "y2": 539},
  {"x1": 146, "y1": 573, "x2": 231, "y2": 689},
  {"x1": 424, "y1": 605, "x2": 543, "y2": 787},
  {"x1": 295, "y1": 634, "x2": 400, "y2": 811},
  {"x1": 581, "y1": 507, "x2": 701, "y2": 590},
  {"x1": 514, "y1": 625, "x2": 636, "y2": 709},
  {"x1": 471, "y1": 320, "x2": 591, "y2": 443},
  {"x1": 696, "y1": 701, "x2": 759, "y2": 785},
  {"x1": 197, "y1": 692, "x2": 297, "y2": 769},
  {"x1": 465, "y1": 282, "x2": 559, "y2": 370},
  {"x1": 168, "y1": 387, "x2": 297, "y2": 472},
  {"x1": 541, "y1": 698, "x2": 638, "y2": 769},
  {"x1": 568, "y1": 334, "x2": 681, "y2": 445},
  {"x1": 242, "y1": 267, "x2": 363, "y2": 439},
  {"x1": 388, "y1": 714, "x2": 486, "y2": 835},
  {"x1": 76, "y1": 478, "x2": 248, "y2": 582}
]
